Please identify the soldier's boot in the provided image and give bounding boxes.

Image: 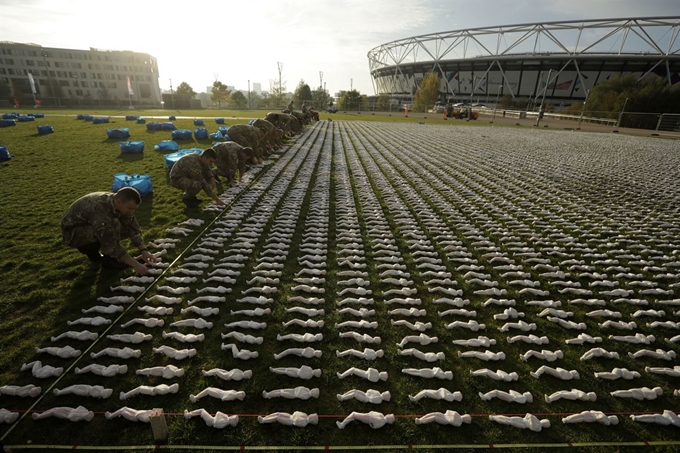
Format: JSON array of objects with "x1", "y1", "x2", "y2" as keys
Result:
[
  {"x1": 77, "y1": 242, "x2": 103, "y2": 262},
  {"x1": 182, "y1": 195, "x2": 202, "y2": 207},
  {"x1": 101, "y1": 255, "x2": 129, "y2": 270}
]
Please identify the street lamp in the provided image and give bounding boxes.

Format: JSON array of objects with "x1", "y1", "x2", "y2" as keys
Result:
[
  {"x1": 535, "y1": 69, "x2": 552, "y2": 127},
  {"x1": 577, "y1": 89, "x2": 590, "y2": 130}
]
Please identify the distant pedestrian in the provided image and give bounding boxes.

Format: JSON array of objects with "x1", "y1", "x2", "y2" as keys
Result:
[{"x1": 287, "y1": 100, "x2": 294, "y2": 111}]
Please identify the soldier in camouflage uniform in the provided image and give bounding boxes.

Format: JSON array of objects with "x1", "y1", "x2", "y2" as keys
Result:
[
  {"x1": 169, "y1": 148, "x2": 224, "y2": 207},
  {"x1": 61, "y1": 187, "x2": 157, "y2": 275},
  {"x1": 252, "y1": 118, "x2": 284, "y2": 150},
  {"x1": 226, "y1": 124, "x2": 266, "y2": 161},
  {"x1": 213, "y1": 141, "x2": 254, "y2": 186}
]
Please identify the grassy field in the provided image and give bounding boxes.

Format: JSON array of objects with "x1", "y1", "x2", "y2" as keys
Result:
[{"x1": 1, "y1": 112, "x2": 679, "y2": 452}]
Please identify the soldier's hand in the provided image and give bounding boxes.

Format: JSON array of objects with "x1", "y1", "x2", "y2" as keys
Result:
[
  {"x1": 133, "y1": 262, "x2": 150, "y2": 276},
  {"x1": 141, "y1": 250, "x2": 158, "y2": 264}
]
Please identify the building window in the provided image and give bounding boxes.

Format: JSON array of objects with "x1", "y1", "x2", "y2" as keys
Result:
[
  {"x1": 25, "y1": 60, "x2": 35, "y2": 66},
  {"x1": 5, "y1": 58, "x2": 14, "y2": 65}
]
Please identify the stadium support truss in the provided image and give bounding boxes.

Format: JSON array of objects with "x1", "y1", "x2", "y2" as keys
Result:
[{"x1": 367, "y1": 16, "x2": 680, "y2": 104}]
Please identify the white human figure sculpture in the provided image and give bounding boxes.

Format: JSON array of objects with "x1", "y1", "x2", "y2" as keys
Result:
[
  {"x1": 263, "y1": 386, "x2": 320, "y2": 400},
  {"x1": 408, "y1": 388, "x2": 461, "y2": 402},
  {"x1": 609, "y1": 333, "x2": 655, "y2": 344},
  {"x1": 224, "y1": 320, "x2": 266, "y2": 330},
  {"x1": 337, "y1": 389, "x2": 390, "y2": 404},
  {"x1": 32, "y1": 405, "x2": 94, "y2": 422},
  {"x1": 0, "y1": 384, "x2": 41, "y2": 398},
  {"x1": 283, "y1": 318, "x2": 325, "y2": 329},
  {"x1": 121, "y1": 318, "x2": 164, "y2": 329},
  {"x1": 152, "y1": 345, "x2": 197, "y2": 360},
  {"x1": 402, "y1": 367, "x2": 453, "y2": 380},
  {"x1": 446, "y1": 320, "x2": 485, "y2": 331},
  {"x1": 339, "y1": 331, "x2": 382, "y2": 344},
  {"x1": 548, "y1": 317, "x2": 587, "y2": 330},
  {"x1": 390, "y1": 307, "x2": 427, "y2": 317},
  {"x1": 196, "y1": 286, "x2": 230, "y2": 294},
  {"x1": 415, "y1": 410, "x2": 471, "y2": 426},
  {"x1": 337, "y1": 319, "x2": 379, "y2": 329},
  {"x1": 338, "y1": 307, "x2": 375, "y2": 318},
  {"x1": 146, "y1": 294, "x2": 183, "y2": 305},
  {"x1": 105, "y1": 406, "x2": 154, "y2": 422},
  {"x1": 274, "y1": 347, "x2": 322, "y2": 360},
  {"x1": 337, "y1": 297, "x2": 375, "y2": 306},
  {"x1": 35, "y1": 345, "x2": 81, "y2": 358},
  {"x1": 258, "y1": 411, "x2": 318, "y2": 427},
  {"x1": 21, "y1": 361, "x2": 63, "y2": 378},
  {"x1": 593, "y1": 368, "x2": 641, "y2": 380},
  {"x1": 162, "y1": 331, "x2": 205, "y2": 343},
  {"x1": 397, "y1": 334, "x2": 437, "y2": 347},
  {"x1": 336, "y1": 411, "x2": 395, "y2": 429},
  {"x1": 75, "y1": 363, "x2": 128, "y2": 377},
  {"x1": 171, "y1": 318, "x2": 214, "y2": 329},
  {"x1": 184, "y1": 408, "x2": 239, "y2": 428},
  {"x1": 628, "y1": 349, "x2": 676, "y2": 361},
  {"x1": 53, "y1": 385, "x2": 112, "y2": 399},
  {"x1": 562, "y1": 411, "x2": 619, "y2": 425},
  {"x1": 181, "y1": 305, "x2": 219, "y2": 317},
  {"x1": 107, "y1": 332, "x2": 153, "y2": 344},
  {"x1": 0, "y1": 408, "x2": 19, "y2": 424},
  {"x1": 98, "y1": 294, "x2": 137, "y2": 305},
  {"x1": 470, "y1": 368, "x2": 518, "y2": 382},
  {"x1": 507, "y1": 334, "x2": 549, "y2": 345},
  {"x1": 489, "y1": 414, "x2": 550, "y2": 432},
  {"x1": 51, "y1": 330, "x2": 99, "y2": 342},
  {"x1": 277, "y1": 332, "x2": 323, "y2": 343},
  {"x1": 337, "y1": 367, "x2": 388, "y2": 383},
  {"x1": 545, "y1": 389, "x2": 597, "y2": 403},
  {"x1": 458, "y1": 350, "x2": 505, "y2": 361},
  {"x1": 598, "y1": 320, "x2": 636, "y2": 330},
  {"x1": 521, "y1": 349, "x2": 563, "y2": 362},
  {"x1": 83, "y1": 305, "x2": 124, "y2": 315},
  {"x1": 221, "y1": 343, "x2": 259, "y2": 360},
  {"x1": 610, "y1": 386, "x2": 663, "y2": 400},
  {"x1": 202, "y1": 368, "x2": 252, "y2": 381},
  {"x1": 580, "y1": 348, "x2": 620, "y2": 361},
  {"x1": 479, "y1": 389, "x2": 533, "y2": 403},
  {"x1": 110, "y1": 285, "x2": 146, "y2": 293},
  {"x1": 530, "y1": 366, "x2": 579, "y2": 380},
  {"x1": 230, "y1": 307, "x2": 269, "y2": 317},
  {"x1": 451, "y1": 336, "x2": 496, "y2": 347},
  {"x1": 645, "y1": 366, "x2": 680, "y2": 377},
  {"x1": 499, "y1": 320, "x2": 536, "y2": 332},
  {"x1": 90, "y1": 347, "x2": 140, "y2": 359},
  {"x1": 137, "y1": 305, "x2": 173, "y2": 316},
  {"x1": 221, "y1": 331, "x2": 263, "y2": 345},
  {"x1": 399, "y1": 348, "x2": 445, "y2": 362},
  {"x1": 270, "y1": 365, "x2": 321, "y2": 379},
  {"x1": 384, "y1": 297, "x2": 421, "y2": 306},
  {"x1": 565, "y1": 333, "x2": 603, "y2": 345},
  {"x1": 136, "y1": 365, "x2": 185, "y2": 379},
  {"x1": 120, "y1": 383, "x2": 179, "y2": 400},
  {"x1": 287, "y1": 306, "x2": 325, "y2": 316},
  {"x1": 189, "y1": 387, "x2": 245, "y2": 403},
  {"x1": 188, "y1": 295, "x2": 225, "y2": 305},
  {"x1": 630, "y1": 410, "x2": 680, "y2": 427},
  {"x1": 336, "y1": 348, "x2": 384, "y2": 360}
]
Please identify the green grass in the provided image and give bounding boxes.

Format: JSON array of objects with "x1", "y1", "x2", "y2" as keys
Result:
[{"x1": 0, "y1": 113, "x2": 678, "y2": 452}]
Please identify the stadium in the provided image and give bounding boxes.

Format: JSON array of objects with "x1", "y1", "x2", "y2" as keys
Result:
[{"x1": 367, "y1": 16, "x2": 680, "y2": 106}]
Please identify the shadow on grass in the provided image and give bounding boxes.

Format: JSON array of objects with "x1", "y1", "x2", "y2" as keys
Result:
[{"x1": 116, "y1": 152, "x2": 144, "y2": 162}]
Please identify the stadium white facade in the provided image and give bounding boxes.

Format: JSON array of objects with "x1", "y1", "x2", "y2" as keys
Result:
[
  {"x1": 367, "y1": 17, "x2": 680, "y2": 104},
  {"x1": 0, "y1": 42, "x2": 161, "y2": 106}
]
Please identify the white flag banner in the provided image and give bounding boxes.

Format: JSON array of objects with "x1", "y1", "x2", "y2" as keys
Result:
[
  {"x1": 127, "y1": 76, "x2": 134, "y2": 96},
  {"x1": 27, "y1": 72, "x2": 36, "y2": 94}
]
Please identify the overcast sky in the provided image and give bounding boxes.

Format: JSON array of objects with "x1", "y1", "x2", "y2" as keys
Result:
[{"x1": 2, "y1": 0, "x2": 678, "y2": 95}]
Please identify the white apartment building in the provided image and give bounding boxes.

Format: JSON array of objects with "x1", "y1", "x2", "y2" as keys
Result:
[{"x1": 0, "y1": 41, "x2": 161, "y2": 106}]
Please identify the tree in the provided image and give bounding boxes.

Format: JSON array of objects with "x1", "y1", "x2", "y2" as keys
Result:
[
  {"x1": 230, "y1": 91, "x2": 248, "y2": 109},
  {"x1": 413, "y1": 70, "x2": 440, "y2": 112},
  {"x1": 249, "y1": 91, "x2": 262, "y2": 109},
  {"x1": 211, "y1": 81, "x2": 231, "y2": 108},
  {"x1": 376, "y1": 93, "x2": 391, "y2": 110},
  {"x1": 293, "y1": 80, "x2": 313, "y2": 105},
  {"x1": 311, "y1": 87, "x2": 332, "y2": 111},
  {"x1": 175, "y1": 82, "x2": 196, "y2": 97},
  {"x1": 269, "y1": 78, "x2": 287, "y2": 110},
  {"x1": 338, "y1": 89, "x2": 363, "y2": 110}
]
